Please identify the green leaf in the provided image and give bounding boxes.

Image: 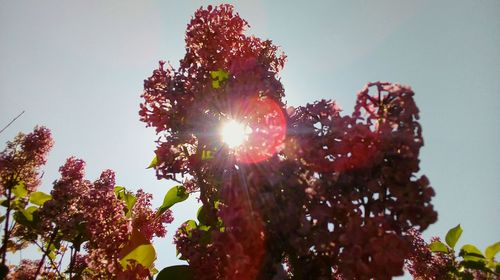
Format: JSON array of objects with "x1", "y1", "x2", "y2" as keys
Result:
[
  {"x1": 176, "y1": 220, "x2": 198, "y2": 242},
  {"x1": 0, "y1": 216, "x2": 5, "y2": 224},
  {"x1": 460, "y1": 260, "x2": 486, "y2": 271},
  {"x1": 201, "y1": 150, "x2": 213, "y2": 160},
  {"x1": 156, "y1": 265, "x2": 193, "y2": 280},
  {"x1": 485, "y1": 241, "x2": 500, "y2": 260},
  {"x1": 184, "y1": 220, "x2": 197, "y2": 232},
  {"x1": 158, "y1": 186, "x2": 189, "y2": 214},
  {"x1": 210, "y1": 69, "x2": 229, "y2": 80},
  {"x1": 115, "y1": 186, "x2": 137, "y2": 218},
  {"x1": 10, "y1": 198, "x2": 27, "y2": 210},
  {"x1": 147, "y1": 155, "x2": 158, "y2": 169},
  {"x1": 20, "y1": 206, "x2": 38, "y2": 222},
  {"x1": 12, "y1": 181, "x2": 28, "y2": 198},
  {"x1": 210, "y1": 69, "x2": 229, "y2": 89},
  {"x1": 429, "y1": 241, "x2": 449, "y2": 253},
  {"x1": 445, "y1": 224, "x2": 463, "y2": 249},
  {"x1": 120, "y1": 244, "x2": 156, "y2": 270},
  {"x1": 197, "y1": 205, "x2": 209, "y2": 225},
  {"x1": 212, "y1": 80, "x2": 220, "y2": 89},
  {"x1": 150, "y1": 267, "x2": 159, "y2": 275},
  {"x1": 460, "y1": 244, "x2": 485, "y2": 262},
  {"x1": 29, "y1": 191, "x2": 52, "y2": 206},
  {"x1": 114, "y1": 186, "x2": 125, "y2": 194}
]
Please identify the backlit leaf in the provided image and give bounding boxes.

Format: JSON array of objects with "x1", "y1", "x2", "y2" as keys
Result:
[
  {"x1": 20, "y1": 206, "x2": 38, "y2": 222},
  {"x1": 29, "y1": 191, "x2": 52, "y2": 206},
  {"x1": 210, "y1": 69, "x2": 229, "y2": 89},
  {"x1": 115, "y1": 186, "x2": 137, "y2": 218},
  {"x1": 460, "y1": 244, "x2": 485, "y2": 262},
  {"x1": 197, "y1": 205, "x2": 209, "y2": 225},
  {"x1": 147, "y1": 155, "x2": 158, "y2": 169},
  {"x1": 158, "y1": 186, "x2": 188, "y2": 214},
  {"x1": 429, "y1": 241, "x2": 449, "y2": 253},
  {"x1": 12, "y1": 181, "x2": 27, "y2": 198},
  {"x1": 120, "y1": 244, "x2": 156, "y2": 270},
  {"x1": 485, "y1": 241, "x2": 500, "y2": 260},
  {"x1": 445, "y1": 224, "x2": 463, "y2": 249}
]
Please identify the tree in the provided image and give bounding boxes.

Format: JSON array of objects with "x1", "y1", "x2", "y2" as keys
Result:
[
  {"x1": 0, "y1": 128, "x2": 173, "y2": 278},
  {"x1": 141, "y1": 4, "x2": 437, "y2": 279},
  {"x1": 1, "y1": 4, "x2": 498, "y2": 280}
]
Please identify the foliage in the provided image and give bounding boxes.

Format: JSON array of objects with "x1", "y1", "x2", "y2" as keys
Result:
[
  {"x1": 139, "y1": 4, "x2": 440, "y2": 280},
  {"x1": 1, "y1": 4, "x2": 497, "y2": 280},
  {"x1": 406, "y1": 225, "x2": 499, "y2": 279},
  {"x1": 0, "y1": 129, "x2": 173, "y2": 279}
]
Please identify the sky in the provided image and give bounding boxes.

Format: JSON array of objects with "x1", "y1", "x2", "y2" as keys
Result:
[{"x1": 1, "y1": 0, "x2": 499, "y2": 276}]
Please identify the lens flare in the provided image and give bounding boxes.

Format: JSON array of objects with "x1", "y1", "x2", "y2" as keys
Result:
[
  {"x1": 220, "y1": 119, "x2": 251, "y2": 148},
  {"x1": 223, "y1": 97, "x2": 287, "y2": 164}
]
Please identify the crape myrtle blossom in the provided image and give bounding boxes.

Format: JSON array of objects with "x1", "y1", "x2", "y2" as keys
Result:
[{"x1": 141, "y1": 4, "x2": 437, "y2": 279}]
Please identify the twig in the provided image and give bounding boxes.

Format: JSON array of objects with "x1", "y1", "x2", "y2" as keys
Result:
[
  {"x1": 0, "y1": 111, "x2": 25, "y2": 135},
  {"x1": 34, "y1": 228, "x2": 60, "y2": 278},
  {"x1": 34, "y1": 241, "x2": 64, "y2": 279},
  {"x1": 0, "y1": 183, "x2": 14, "y2": 265}
]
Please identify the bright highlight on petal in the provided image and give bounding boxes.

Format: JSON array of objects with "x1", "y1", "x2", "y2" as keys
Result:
[{"x1": 220, "y1": 119, "x2": 251, "y2": 148}]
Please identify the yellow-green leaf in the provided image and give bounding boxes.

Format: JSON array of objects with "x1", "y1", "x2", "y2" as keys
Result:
[
  {"x1": 485, "y1": 241, "x2": 500, "y2": 260},
  {"x1": 201, "y1": 150, "x2": 213, "y2": 160},
  {"x1": 147, "y1": 155, "x2": 158, "y2": 169},
  {"x1": 210, "y1": 69, "x2": 229, "y2": 89},
  {"x1": 429, "y1": 241, "x2": 449, "y2": 253},
  {"x1": 20, "y1": 206, "x2": 38, "y2": 222},
  {"x1": 460, "y1": 244, "x2": 484, "y2": 262},
  {"x1": 29, "y1": 191, "x2": 52, "y2": 206},
  {"x1": 12, "y1": 181, "x2": 27, "y2": 198},
  {"x1": 158, "y1": 186, "x2": 189, "y2": 214},
  {"x1": 120, "y1": 244, "x2": 156, "y2": 269},
  {"x1": 115, "y1": 186, "x2": 137, "y2": 218},
  {"x1": 445, "y1": 224, "x2": 463, "y2": 249}
]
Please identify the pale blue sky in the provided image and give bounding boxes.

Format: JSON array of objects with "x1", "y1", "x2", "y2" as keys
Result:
[{"x1": 1, "y1": 0, "x2": 499, "y2": 276}]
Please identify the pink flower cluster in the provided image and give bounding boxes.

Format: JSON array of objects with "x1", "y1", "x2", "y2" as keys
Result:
[
  {"x1": 6, "y1": 259, "x2": 39, "y2": 280},
  {"x1": 83, "y1": 170, "x2": 131, "y2": 278},
  {"x1": 0, "y1": 126, "x2": 53, "y2": 194},
  {"x1": 405, "y1": 229, "x2": 451, "y2": 279},
  {"x1": 9, "y1": 153, "x2": 174, "y2": 279},
  {"x1": 39, "y1": 157, "x2": 90, "y2": 241},
  {"x1": 142, "y1": 4, "x2": 438, "y2": 279},
  {"x1": 132, "y1": 190, "x2": 174, "y2": 241}
]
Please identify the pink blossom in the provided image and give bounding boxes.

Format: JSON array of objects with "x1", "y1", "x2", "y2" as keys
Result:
[{"x1": 132, "y1": 189, "x2": 173, "y2": 240}]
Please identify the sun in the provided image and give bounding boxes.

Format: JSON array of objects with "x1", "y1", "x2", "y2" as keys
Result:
[{"x1": 220, "y1": 119, "x2": 251, "y2": 149}]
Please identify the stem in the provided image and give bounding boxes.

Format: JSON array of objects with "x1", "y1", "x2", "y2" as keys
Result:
[
  {"x1": 34, "y1": 228, "x2": 59, "y2": 278},
  {"x1": 34, "y1": 242, "x2": 64, "y2": 279},
  {"x1": 0, "y1": 111, "x2": 25, "y2": 135},
  {"x1": 69, "y1": 244, "x2": 79, "y2": 280},
  {"x1": 0, "y1": 185, "x2": 13, "y2": 265},
  {"x1": 56, "y1": 241, "x2": 68, "y2": 274}
]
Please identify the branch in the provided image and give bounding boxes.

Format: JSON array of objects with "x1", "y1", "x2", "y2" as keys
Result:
[{"x1": 0, "y1": 111, "x2": 25, "y2": 135}]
